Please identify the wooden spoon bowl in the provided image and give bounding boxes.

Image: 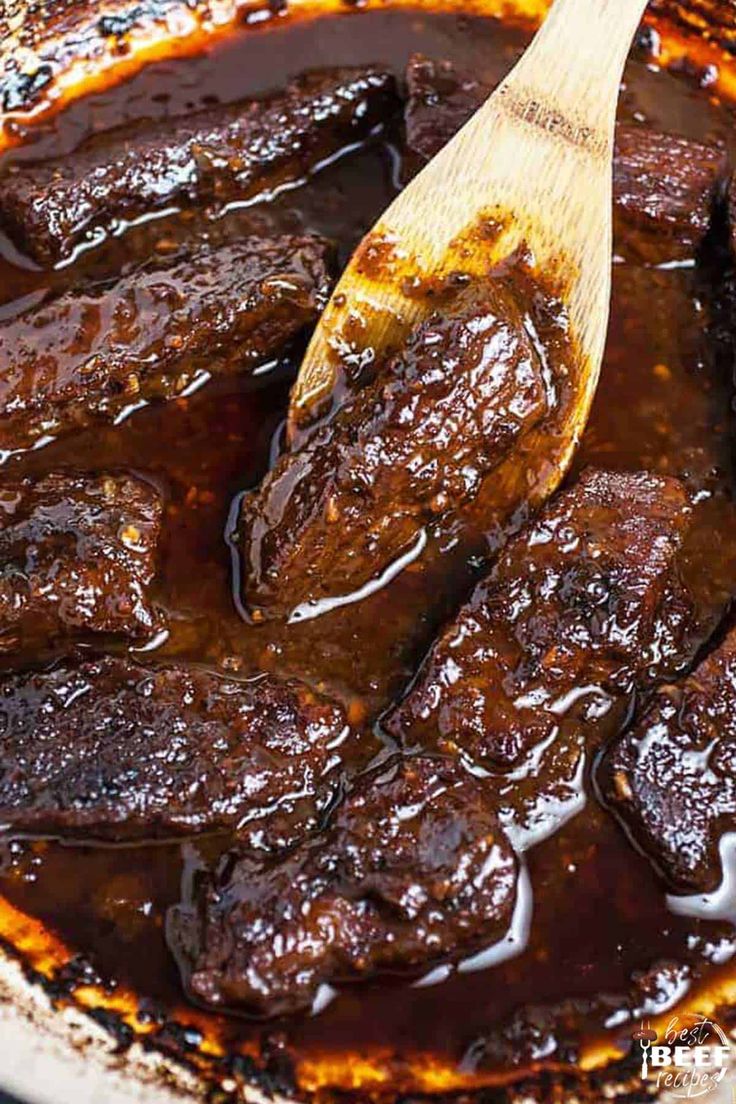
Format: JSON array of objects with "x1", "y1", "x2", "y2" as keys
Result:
[{"x1": 288, "y1": 0, "x2": 650, "y2": 517}]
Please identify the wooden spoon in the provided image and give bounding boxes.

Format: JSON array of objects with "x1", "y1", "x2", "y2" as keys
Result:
[{"x1": 288, "y1": 0, "x2": 649, "y2": 496}]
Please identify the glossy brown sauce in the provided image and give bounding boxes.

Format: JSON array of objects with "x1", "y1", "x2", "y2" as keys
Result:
[{"x1": 1, "y1": 6, "x2": 736, "y2": 1098}]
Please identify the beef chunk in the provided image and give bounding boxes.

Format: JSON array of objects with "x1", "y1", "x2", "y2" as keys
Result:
[
  {"x1": 0, "y1": 235, "x2": 331, "y2": 450},
  {"x1": 168, "y1": 757, "x2": 518, "y2": 1015},
  {"x1": 404, "y1": 55, "x2": 488, "y2": 174},
  {"x1": 238, "y1": 277, "x2": 548, "y2": 620},
  {"x1": 0, "y1": 67, "x2": 397, "y2": 265},
  {"x1": 404, "y1": 55, "x2": 725, "y2": 262},
  {"x1": 0, "y1": 472, "x2": 162, "y2": 651},
  {"x1": 612, "y1": 125, "x2": 726, "y2": 263},
  {"x1": 0, "y1": 656, "x2": 350, "y2": 845},
  {"x1": 603, "y1": 627, "x2": 736, "y2": 893},
  {"x1": 385, "y1": 470, "x2": 698, "y2": 842}
]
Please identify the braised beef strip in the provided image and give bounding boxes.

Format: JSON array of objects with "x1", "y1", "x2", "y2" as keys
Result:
[
  {"x1": 385, "y1": 468, "x2": 702, "y2": 843},
  {"x1": 403, "y1": 55, "x2": 492, "y2": 177},
  {"x1": 238, "y1": 276, "x2": 550, "y2": 621},
  {"x1": 0, "y1": 656, "x2": 352, "y2": 845},
  {"x1": 168, "y1": 756, "x2": 518, "y2": 1015},
  {"x1": 612, "y1": 126, "x2": 727, "y2": 263},
  {"x1": 0, "y1": 67, "x2": 398, "y2": 265},
  {"x1": 0, "y1": 234, "x2": 331, "y2": 450},
  {"x1": 0, "y1": 472, "x2": 163, "y2": 652},
  {"x1": 602, "y1": 625, "x2": 736, "y2": 893}
]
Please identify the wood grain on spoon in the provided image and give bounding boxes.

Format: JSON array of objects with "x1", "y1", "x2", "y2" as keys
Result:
[{"x1": 288, "y1": 0, "x2": 650, "y2": 506}]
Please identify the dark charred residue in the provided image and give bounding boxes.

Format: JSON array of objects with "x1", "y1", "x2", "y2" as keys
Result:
[
  {"x1": 95, "y1": 0, "x2": 207, "y2": 41},
  {"x1": 1, "y1": 64, "x2": 53, "y2": 113},
  {"x1": 1, "y1": 0, "x2": 211, "y2": 111}
]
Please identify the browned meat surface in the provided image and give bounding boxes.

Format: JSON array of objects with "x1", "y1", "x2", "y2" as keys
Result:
[
  {"x1": 403, "y1": 55, "x2": 489, "y2": 176},
  {"x1": 602, "y1": 627, "x2": 736, "y2": 893},
  {"x1": 0, "y1": 656, "x2": 351, "y2": 845},
  {"x1": 0, "y1": 235, "x2": 331, "y2": 450},
  {"x1": 385, "y1": 469, "x2": 700, "y2": 844},
  {"x1": 0, "y1": 472, "x2": 162, "y2": 652},
  {"x1": 612, "y1": 125, "x2": 727, "y2": 263},
  {"x1": 0, "y1": 67, "x2": 397, "y2": 265},
  {"x1": 238, "y1": 277, "x2": 549, "y2": 621},
  {"x1": 168, "y1": 756, "x2": 518, "y2": 1016},
  {"x1": 404, "y1": 55, "x2": 726, "y2": 262}
]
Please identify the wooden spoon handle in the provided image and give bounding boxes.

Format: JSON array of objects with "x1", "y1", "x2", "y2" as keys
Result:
[
  {"x1": 499, "y1": 0, "x2": 651, "y2": 136},
  {"x1": 289, "y1": 0, "x2": 650, "y2": 433}
]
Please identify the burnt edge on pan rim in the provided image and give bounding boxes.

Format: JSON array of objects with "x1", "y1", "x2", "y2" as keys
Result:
[{"x1": 0, "y1": 928, "x2": 715, "y2": 1104}]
